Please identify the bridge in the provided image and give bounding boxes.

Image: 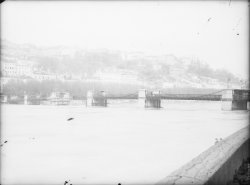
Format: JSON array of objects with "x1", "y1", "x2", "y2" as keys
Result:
[{"x1": 3, "y1": 89, "x2": 250, "y2": 110}]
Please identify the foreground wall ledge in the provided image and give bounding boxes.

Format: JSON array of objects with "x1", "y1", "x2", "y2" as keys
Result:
[{"x1": 156, "y1": 126, "x2": 249, "y2": 185}]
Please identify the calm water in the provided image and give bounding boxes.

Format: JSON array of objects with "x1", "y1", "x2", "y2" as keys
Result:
[{"x1": 1, "y1": 100, "x2": 249, "y2": 184}]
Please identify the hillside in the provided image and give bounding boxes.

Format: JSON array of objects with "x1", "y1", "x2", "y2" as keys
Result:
[{"x1": 1, "y1": 39, "x2": 246, "y2": 96}]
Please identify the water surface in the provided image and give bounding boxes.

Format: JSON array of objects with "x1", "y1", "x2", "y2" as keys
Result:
[{"x1": 1, "y1": 100, "x2": 249, "y2": 184}]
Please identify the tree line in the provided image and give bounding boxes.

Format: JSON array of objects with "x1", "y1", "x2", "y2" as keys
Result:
[
  {"x1": 1, "y1": 79, "x2": 141, "y2": 99},
  {"x1": 2, "y1": 79, "x2": 226, "y2": 99}
]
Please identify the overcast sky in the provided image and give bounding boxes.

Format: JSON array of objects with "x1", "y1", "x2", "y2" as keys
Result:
[{"x1": 1, "y1": 0, "x2": 249, "y2": 79}]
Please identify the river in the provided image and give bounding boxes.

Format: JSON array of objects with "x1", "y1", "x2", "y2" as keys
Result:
[{"x1": 1, "y1": 100, "x2": 249, "y2": 184}]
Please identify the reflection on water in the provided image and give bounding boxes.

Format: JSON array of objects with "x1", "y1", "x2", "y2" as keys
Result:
[{"x1": 1, "y1": 100, "x2": 249, "y2": 184}]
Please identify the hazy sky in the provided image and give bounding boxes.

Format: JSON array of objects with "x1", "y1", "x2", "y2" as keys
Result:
[{"x1": 1, "y1": 0, "x2": 249, "y2": 78}]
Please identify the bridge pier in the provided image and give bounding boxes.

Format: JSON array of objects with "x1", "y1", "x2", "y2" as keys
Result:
[
  {"x1": 221, "y1": 89, "x2": 250, "y2": 110},
  {"x1": 0, "y1": 94, "x2": 7, "y2": 103},
  {"x1": 138, "y1": 89, "x2": 161, "y2": 108},
  {"x1": 48, "y1": 92, "x2": 71, "y2": 105},
  {"x1": 86, "y1": 90, "x2": 107, "y2": 107},
  {"x1": 24, "y1": 95, "x2": 28, "y2": 105}
]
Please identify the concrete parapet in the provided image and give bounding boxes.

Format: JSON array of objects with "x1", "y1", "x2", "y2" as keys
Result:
[{"x1": 156, "y1": 126, "x2": 249, "y2": 185}]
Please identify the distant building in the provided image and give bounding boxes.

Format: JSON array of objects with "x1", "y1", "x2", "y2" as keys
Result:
[
  {"x1": 94, "y1": 70, "x2": 122, "y2": 82},
  {"x1": 120, "y1": 71, "x2": 138, "y2": 84},
  {"x1": 169, "y1": 65, "x2": 187, "y2": 77},
  {"x1": 93, "y1": 69, "x2": 138, "y2": 84},
  {"x1": 122, "y1": 52, "x2": 145, "y2": 60},
  {"x1": 31, "y1": 72, "x2": 57, "y2": 81},
  {"x1": 1, "y1": 62, "x2": 32, "y2": 77}
]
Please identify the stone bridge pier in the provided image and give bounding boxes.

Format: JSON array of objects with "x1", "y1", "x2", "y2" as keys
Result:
[{"x1": 221, "y1": 89, "x2": 250, "y2": 110}]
